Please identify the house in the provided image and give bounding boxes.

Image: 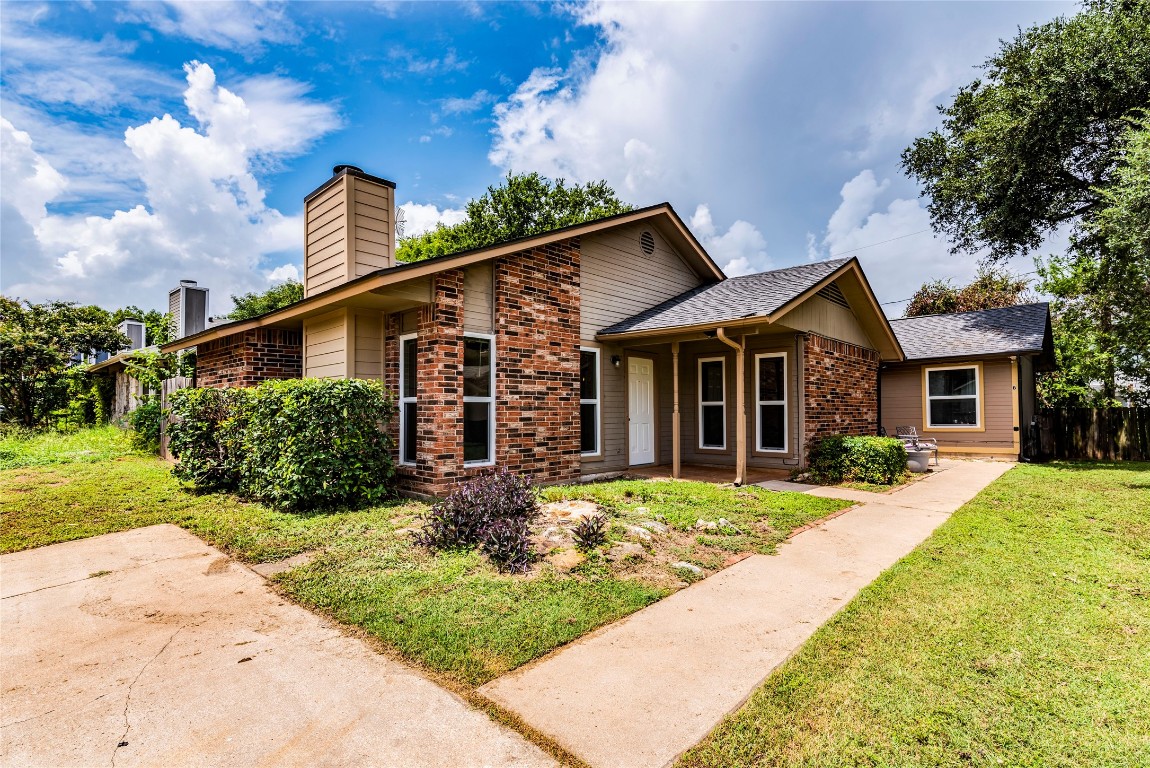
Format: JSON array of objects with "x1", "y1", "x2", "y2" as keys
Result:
[
  {"x1": 85, "y1": 319, "x2": 152, "y2": 421},
  {"x1": 161, "y1": 163, "x2": 990, "y2": 496},
  {"x1": 880, "y1": 303, "x2": 1054, "y2": 460}
]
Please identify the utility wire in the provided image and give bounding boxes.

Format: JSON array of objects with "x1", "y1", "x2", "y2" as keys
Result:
[
  {"x1": 826, "y1": 228, "x2": 934, "y2": 258},
  {"x1": 880, "y1": 268, "x2": 1041, "y2": 306}
]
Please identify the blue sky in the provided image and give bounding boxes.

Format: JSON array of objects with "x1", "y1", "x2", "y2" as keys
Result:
[{"x1": 1, "y1": 0, "x2": 1074, "y2": 315}]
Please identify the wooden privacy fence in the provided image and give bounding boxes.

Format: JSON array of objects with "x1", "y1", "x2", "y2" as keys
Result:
[
  {"x1": 1033, "y1": 408, "x2": 1150, "y2": 461},
  {"x1": 159, "y1": 375, "x2": 193, "y2": 459}
]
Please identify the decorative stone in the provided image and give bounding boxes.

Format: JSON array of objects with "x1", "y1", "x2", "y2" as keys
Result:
[
  {"x1": 540, "y1": 500, "x2": 601, "y2": 522},
  {"x1": 393, "y1": 527, "x2": 421, "y2": 537},
  {"x1": 608, "y1": 542, "x2": 646, "y2": 561},
  {"x1": 694, "y1": 519, "x2": 719, "y2": 531},
  {"x1": 547, "y1": 549, "x2": 585, "y2": 572},
  {"x1": 638, "y1": 520, "x2": 669, "y2": 535},
  {"x1": 717, "y1": 518, "x2": 740, "y2": 533},
  {"x1": 634, "y1": 506, "x2": 650, "y2": 514},
  {"x1": 672, "y1": 562, "x2": 704, "y2": 576},
  {"x1": 626, "y1": 525, "x2": 653, "y2": 542}
]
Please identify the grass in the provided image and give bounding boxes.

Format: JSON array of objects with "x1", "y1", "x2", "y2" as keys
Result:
[
  {"x1": 0, "y1": 426, "x2": 846, "y2": 687},
  {"x1": 678, "y1": 461, "x2": 1150, "y2": 768},
  {"x1": 0, "y1": 425, "x2": 140, "y2": 470}
]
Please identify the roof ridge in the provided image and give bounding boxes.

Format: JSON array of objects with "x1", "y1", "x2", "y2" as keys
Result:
[
  {"x1": 727, "y1": 257, "x2": 850, "y2": 281},
  {"x1": 889, "y1": 301, "x2": 1049, "y2": 323}
]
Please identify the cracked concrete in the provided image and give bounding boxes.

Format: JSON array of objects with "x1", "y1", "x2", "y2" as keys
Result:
[
  {"x1": 1, "y1": 524, "x2": 555, "y2": 768},
  {"x1": 479, "y1": 460, "x2": 1014, "y2": 768}
]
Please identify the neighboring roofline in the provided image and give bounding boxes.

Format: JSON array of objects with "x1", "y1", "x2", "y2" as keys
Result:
[
  {"x1": 884, "y1": 349, "x2": 1046, "y2": 364},
  {"x1": 888, "y1": 301, "x2": 1054, "y2": 366},
  {"x1": 595, "y1": 257, "x2": 906, "y2": 361},
  {"x1": 887, "y1": 301, "x2": 1050, "y2": 325},
  {"x1": 162, "y1": 204, "x2": 724, "y2": 353},
  {"x1": 86, "y1": 345, "x2": 159, "y2": 373}
]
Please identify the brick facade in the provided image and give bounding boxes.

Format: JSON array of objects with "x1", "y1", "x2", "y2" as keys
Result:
[
  {"x1": 196, "y1": 329, "x2": 302, "y2": 388},
  {"x1": 392, "y1": 240, "x2": 582, "y2": 497},
  {"x1": 803, "y1": 332, "x2": 879, "y2": 448}
]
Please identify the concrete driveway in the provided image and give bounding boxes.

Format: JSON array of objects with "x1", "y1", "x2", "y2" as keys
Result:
[{"x1": 1, "y1": 525, "x2": 555, "y2": 768}]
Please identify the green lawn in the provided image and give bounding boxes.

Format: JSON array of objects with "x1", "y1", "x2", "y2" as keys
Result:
[
  {"x1": 0, "y1": 427, "x2": 844, "y2": 686},
  {"x1": 678, "y1": 462, "x2": 1150, "y2": 768}
]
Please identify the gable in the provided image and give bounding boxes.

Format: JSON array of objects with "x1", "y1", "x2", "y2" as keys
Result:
[
  {"x1": 772, "y1": 278, "x2": 876, "y2": 349},
  {"x1": 580, "y1": 223, "x2": 712, "y2": 339}
]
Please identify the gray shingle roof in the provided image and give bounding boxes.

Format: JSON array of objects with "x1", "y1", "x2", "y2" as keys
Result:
[
  {"x1": 889, "y1": 303, "x2": 1051, "y2": 360},
  {"x1": 599, "y1": 258, "x2": 851, "y2": 336}
]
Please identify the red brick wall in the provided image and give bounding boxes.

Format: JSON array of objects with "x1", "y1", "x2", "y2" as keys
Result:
[
  {"x1": 392, "y1": 240, "x2": 582, "y2": 496},
  {"x1": 803, "y1": 332, "x2": 879, "y2": 451},
  {"x1": 196, "y1": 329, "x2": 302, "y2": 388}
]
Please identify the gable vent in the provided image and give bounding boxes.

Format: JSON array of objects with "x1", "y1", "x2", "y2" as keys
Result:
[
  {"x1": 817, "y1": 282, "x2": 850, "y2": 309},
  {"x1": 640, "y1": 230, "x2": 655, "y2": 255}
]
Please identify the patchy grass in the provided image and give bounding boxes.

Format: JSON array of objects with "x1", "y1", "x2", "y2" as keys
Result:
[
  {"x1": 678, "y1": 462, "x2": 1150, "y2": 768},
  {"x1": 1, "y1": 438, "x2": 844, "y2": 687},
  {"x1": 0, "y1": 425, "x2": 139, "y2": 470}
]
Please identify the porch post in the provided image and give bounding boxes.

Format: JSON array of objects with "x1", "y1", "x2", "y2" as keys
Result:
[
  {"x1": 716, "y1": 328, "x2": 747, "y2": 486},
  {"x1": 672, "y1": 341, "x2": 681, "y2": 479}
]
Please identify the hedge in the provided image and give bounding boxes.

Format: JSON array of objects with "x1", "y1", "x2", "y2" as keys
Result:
[
  {"x1": 167, "y1": 378, "x2": 396, "y2": 509},
  {"x1": 807, "y1": 434, "x2": 908, "y2": 485}
]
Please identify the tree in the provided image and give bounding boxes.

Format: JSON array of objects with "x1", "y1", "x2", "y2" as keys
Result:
[
  {"x1": 905, "y1": 266, "x2": 1034, "y2": 317},
  {"x1": 112, "y1": 306, "x2": 171, "y2": 347},
  {"x1": 901, "y1": 0, "x2": 1150, "y2": 404},
  {"x1": 0, "y1": 298, "x2": 130, "y2": 427},
  {"x1": 224, "y1": 280, "x2": 304, "y2": 321},
  {"x1": 397, "y1": 172, "x2": 633, "y2": 262}
]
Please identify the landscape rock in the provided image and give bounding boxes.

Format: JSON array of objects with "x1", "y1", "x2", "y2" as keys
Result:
[
  {"x1": 672, "y1": 561, "x2": 704, "y2": 576},
  {"x1": 717, "y1": 518, "x2": 741, "y2": 533},
  {"x1": 608, "y1": 542, "x2": 646, "y2": 561},
  {"x1": 540, "y1": 526, "x2": 574, "y2": 546},
  {"x1": 626, "y1": 525, "x2": 653, "y2": 542},
  {"x1": 539, "y1": 500, "x2": 601, "y2": 523},
  {"x1": 634, "y1": 506, "x2": 650, "y2": 515},
  {"x1": 638, "y1": 520, "x2": 669, "y2": 535},
  {"x1": 393, "y1": 527, "x2": 421, "y2": 537},
  {"x1": 547, "y1": 549, "x2": 585, "y2": 572},
  {"x1": 694, "y1": 519, "x2": 719, "y2": 531}
]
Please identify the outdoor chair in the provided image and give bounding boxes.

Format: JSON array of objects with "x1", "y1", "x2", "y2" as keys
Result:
[{"x1": 895, "y1": 426, "x2": 939, "y2": 466}]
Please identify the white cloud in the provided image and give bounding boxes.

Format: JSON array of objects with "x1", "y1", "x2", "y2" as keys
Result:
[
  {"x1": 689, "y1": 204, "x2": 770, "y2": 277},
  {"x1": 120, "y1": 1, "x2": 300, "y2": 52},
  {"x1": 396, "y1": 201, "x2": 467, "y2": 239},
  {"x1": 440, "y1": 89, "x2": 495, "y2": 116},
  {"x1": 267, "y1": 263, "x2": 300, "y2": 282},
  {"x1": 1, "y1": 62, "x2": 339, "y2": 312}
]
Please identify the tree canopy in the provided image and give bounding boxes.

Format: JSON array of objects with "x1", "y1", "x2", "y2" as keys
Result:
[
  {"x1": 0, "y1": 298, "x2": 130, "y2": 427},
  {"x1": 396, "y1": 172, "x2": 633, "y2": 262},
  {"x1": 905, "y1": 266, "x2": 1034, "y2": 317},
  {"x1": 224, "y1": 280, "x2": 304, "y2": 321}
]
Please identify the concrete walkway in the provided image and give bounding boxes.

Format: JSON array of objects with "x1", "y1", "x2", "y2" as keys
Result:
[
  {"x1": 479, "y1": 460, "x2": 1013, "y2": 768},
  {"x1": 1, "y1": 525, "x2": 556, "y2": 768}
]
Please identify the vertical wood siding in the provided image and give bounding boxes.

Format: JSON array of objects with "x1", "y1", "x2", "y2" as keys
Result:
[{"x1": 777, "y1": 291, "x2": 875, "y2": 348}]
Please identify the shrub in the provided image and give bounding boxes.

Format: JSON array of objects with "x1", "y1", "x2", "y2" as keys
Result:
[
  {"x1": 127, "y1": 397, "x2": 163, "y2": 452},
  {"x1": 573, "y1": 513, "x2": 608, "y2": 550},
  {"x1": 168, "y1": 378, "x2": 396, "y2": 509},
  {"x1": 808, "y1": 435, "x2": 908, "y2": 485},
  {"x1": 418, "y1": 469, "x2": 539, "y2": 570}
]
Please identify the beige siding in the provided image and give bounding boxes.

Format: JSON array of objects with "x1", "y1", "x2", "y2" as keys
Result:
[
  {"x1": 580, "y1": 342, "x2": 630, "y2": 473},
  {"x1": 304, "y1": 174, "x2": 395, "y2": 296},
  {"x1": 881, "y1": 358, "x2": 1018, "y2": 450},
  {"x1": 304, "y1": 182, "x2": 348, "y2": 297},
  {"x1": 776, "y1": 291, "x2": 875, "y2": 348},
  {"x1": 353, "y1": 311, "x2": 383, "y2": 380},
  {"x1": 304, "y1": 309, "x2": 348, "y2": 379},
  {"x1": 352, "y1": 179, "x2": 393, "y2": 277},
  {"x1": 463, "y1": 263, "x2": 494, "y2": 333},
  {"x1": 580, "y1": 224, "x2": 706, "y2": 339}
]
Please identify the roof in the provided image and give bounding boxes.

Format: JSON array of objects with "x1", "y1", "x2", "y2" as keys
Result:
[
  {"x1": 87, "y1": 345, "x2": 159, "y2": 373},
  {"x1": 598, "y1": 258, "x2": 852, "y2": 336},
  {"x1": 888, "y1": 303, "x2": 1052, "y2": 362},
  {"x1": 163, "y1": 203, "x2": 725, "y2": 353}
]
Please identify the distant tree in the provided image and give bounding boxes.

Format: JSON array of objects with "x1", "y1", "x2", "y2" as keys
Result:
[
  {"x1": 397, "y1": 172, "x2": 633, "y2": 262},
  {"x1": 905, "y1": 266, "x2": 1033, "y2": 317},
  {"x1": 112, "y1": 306, "x2": 171, "y2": 347},
  {"x1": 0, "y1": 298, "x2": 130, "y2": 427},
  {"x1": 224, "y1": 280, "x2": 304, "y2": 321}
]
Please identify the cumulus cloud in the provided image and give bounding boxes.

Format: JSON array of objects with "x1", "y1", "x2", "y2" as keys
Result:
[
  {"x1": 120, "y1": 1, "x2": 300, "y2": 52},
  {"x1": 689, "y1": 204, "x2": 770, "y2": 277},
  {"x1": 396, "y1": 201, "x2": 467, "y2": 239},
  {"x1": 1, "y1": 62, "x2": 339, "y2": 312}
]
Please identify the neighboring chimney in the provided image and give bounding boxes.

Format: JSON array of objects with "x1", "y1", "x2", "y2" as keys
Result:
[
  {"x1": 168, "y1": 279, "x2": 209, "y2": 340},
  {"x1": 303, "y1": 165, "x2": 396, "y2": 298},
  {"x1": 118, "y1": 319, "x2": 147, "y2": 350}
]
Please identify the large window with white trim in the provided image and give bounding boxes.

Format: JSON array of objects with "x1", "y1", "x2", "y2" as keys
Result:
[
  {"x1": 463, "y1": 334, "x2": 495, "y2": 465},
  {"x1": 755, "y1": 352, "x2": 787, "y2": 452},
  {"x1": 926, "y1": 365, "x2": 980, "y2": 427},
  {"x1": 698, "y1": 357, "x2": 726, "y2": 449},
  {"x1": 580, "y1": 348, "x2": 600, "y2": 456},
  {"x1": 399, "y1": 334, "x2": 417, "y2": 465}
]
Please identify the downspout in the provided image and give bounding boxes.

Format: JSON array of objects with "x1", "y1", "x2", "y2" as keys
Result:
[{"x1": 715, "y1": 328, "x2": 746, "y2": 486}]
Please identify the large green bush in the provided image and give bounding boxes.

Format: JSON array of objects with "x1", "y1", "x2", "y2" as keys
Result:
[
  {"x1": 168, "y1": 379, "x2": 396, "y2": 509},
  {"x1": 807, "y1": 435, "x2": 908, "y2": 485}
]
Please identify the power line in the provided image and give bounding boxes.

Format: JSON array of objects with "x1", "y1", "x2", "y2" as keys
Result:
[
  {"x1": 880, "y1": 268, "x2": 1041, "y2": 306},
  {"x1": 827, "y1": 228, "x2": 934, "y2": 257}
]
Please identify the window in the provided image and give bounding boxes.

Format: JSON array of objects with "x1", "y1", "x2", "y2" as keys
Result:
[
  {"x1": 755, "y1": 353, "x2": 787, "y2": 452},
  {"x1": 926, "y1": 365, "x2": 980, "y2": 427},
  {"x1": 698, "y1": 357, "x2": 726, "y2": 449},
  {"x1": 399, "y1": 334, "x2": 417, "y2": 465},
  {"x1": 580, "y1": 348, "x2": 600, "y2": 456},
  {"x1": 463, "y1": 334, "x2": 495, "y2": 465}
]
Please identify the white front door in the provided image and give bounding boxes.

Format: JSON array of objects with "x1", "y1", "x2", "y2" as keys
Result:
[{"x1": 628, "y1": 357, "x2": 655, "y2": 466}]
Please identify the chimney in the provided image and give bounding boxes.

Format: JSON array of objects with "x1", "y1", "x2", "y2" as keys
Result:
[
  {"x1": 118, "y1": 319, "x2": 147, "y2": 350},
  {"x1": 168, "y1": 279, "x2": 209, "y2": 340},
  {"x1": 303, "y1": 165, "x2": 396, "y2": 298}
]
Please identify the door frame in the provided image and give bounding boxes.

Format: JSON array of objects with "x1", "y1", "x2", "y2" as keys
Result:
[{"x1": 625, "y1": 351, "x2": 659, "y2": 466}]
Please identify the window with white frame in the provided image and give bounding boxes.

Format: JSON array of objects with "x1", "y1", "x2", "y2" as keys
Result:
[
  {"x1": 755, "y1": 352, "x2": 787, "y2": 452},
  {"x1": 698, "y1": 357, "x2": 726, "y2": 449},
  {"x1": 580, "y1": 347, "x2": 600, "y2": 456},
  {"x1": 463, "y1": 334, "x2": 495, "y2": 464},
  {"x1": 926, "y1": 365, "x2": 980, "y2": 427},
  {"x1": 399, "y1": 334, "x2": 417, "y2": 465}
]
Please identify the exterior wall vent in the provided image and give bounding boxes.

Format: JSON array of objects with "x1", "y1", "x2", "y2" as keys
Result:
[
  {"x1": 816, "y1": 282, "x2": 850, "y2": 309},
  {"x1": 640, "y1": 230, "x2": 655, "y2": 255},
  {"x1": 168, "y1": 280, "x2": 210, "y2": 340}
]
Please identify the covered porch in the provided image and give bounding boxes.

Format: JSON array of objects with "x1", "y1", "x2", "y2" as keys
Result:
[{"x1": 627, "y1": 463, "x2": 792, "y2": 485}]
